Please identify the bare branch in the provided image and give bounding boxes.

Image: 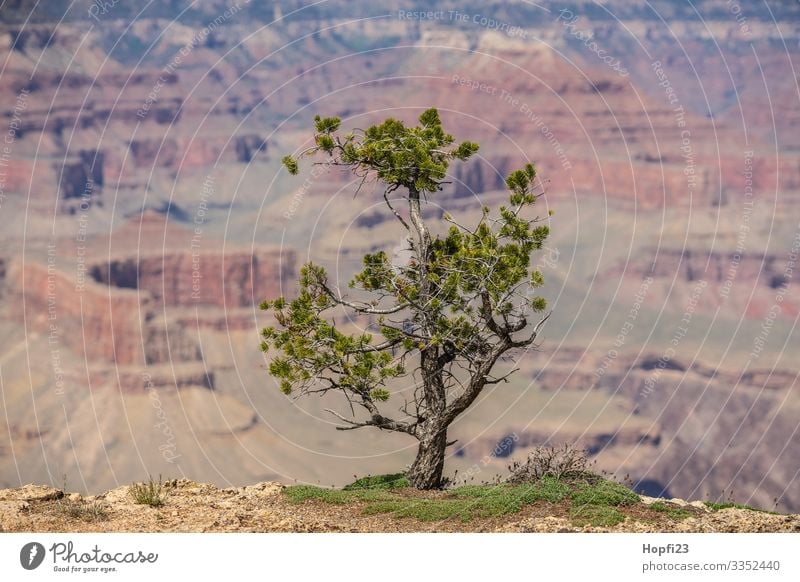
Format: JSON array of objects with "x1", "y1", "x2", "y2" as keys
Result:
[
  {"x1": 485, "y1": 367, "x2": 520, "y2": 384},
  {"x1": 384, "y1": 184, "x2": 410, "y2": 230},
  {"x1": 511, "y1": 311, "x2": 551, "y2": 348},
  {"x1": 324, "y1": 407, "x2": 417, "y2": 435},
  {"x1": 351, "y1": 338, "x2": 403, "y2": 353},
  {"x1": 318, "y1": 279, "x2": 408, "y2": 315},
  {"x1": 325, "y1": 408, "x2": 367, "y2": 429},
  {"x1": 443, "y1": 212, "x2": 476, "y2": 234}
]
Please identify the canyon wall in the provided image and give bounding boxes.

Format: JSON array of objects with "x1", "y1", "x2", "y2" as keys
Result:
[{"x1": 0, "y1": 1, "x2": 798, "y2": 508}]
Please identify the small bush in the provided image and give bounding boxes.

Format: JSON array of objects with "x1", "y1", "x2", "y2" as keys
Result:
[
  {"x1": 507, "y1": 444, "x2": 593, "y2": 484},
  {"x1": 57, "y1": 498, "x2": 109, "y2": 522},
  {"x1": 343, "y1": 473, "x2": 410, "y2": 490},
  {"x1": 129, "y1": 476, "x2": 166, "y2": 507},
  {"x1": 56, "y1": 476, "x2": 109, "y2": 522}
]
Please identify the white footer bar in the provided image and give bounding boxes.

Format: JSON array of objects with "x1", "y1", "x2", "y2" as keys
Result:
[{"x1": 1, "y1": 533, "x2": 797, "y2": 581}]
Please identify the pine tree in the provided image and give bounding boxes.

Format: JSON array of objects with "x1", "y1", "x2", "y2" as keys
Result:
[{"x1": 260, "y1": 109, "x2": 551, "y2": 489}]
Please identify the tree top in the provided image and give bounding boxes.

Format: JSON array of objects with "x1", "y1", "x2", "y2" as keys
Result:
[{"x1": 282, "y1": 108, "x2": 480, "y2": 194}]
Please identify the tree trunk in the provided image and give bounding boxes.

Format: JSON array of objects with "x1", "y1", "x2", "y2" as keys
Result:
[
  {"x1": 405, "y1": 182, "x2": 448, "y2": 489},
  {"x1": 407, "y1": 427, "x2": 447, "y2": 489}
]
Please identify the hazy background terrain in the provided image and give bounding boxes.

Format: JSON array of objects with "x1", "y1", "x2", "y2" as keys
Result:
[{"x1": 0, "y1": 0, "x2": 798, "y2": 511}]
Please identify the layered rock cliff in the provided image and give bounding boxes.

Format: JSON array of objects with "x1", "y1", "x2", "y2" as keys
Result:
[{"x1": 0, "y1": 0, "x2": 798, "y2": 512}]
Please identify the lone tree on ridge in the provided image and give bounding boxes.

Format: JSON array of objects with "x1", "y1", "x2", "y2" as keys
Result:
[{"x1": 260, "y1": 108, "x2": 552, "y2": 489}]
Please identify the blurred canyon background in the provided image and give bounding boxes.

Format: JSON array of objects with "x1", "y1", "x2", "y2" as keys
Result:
[{"x1": 0, "y1": 0, "x2": 799, "y2": 511}]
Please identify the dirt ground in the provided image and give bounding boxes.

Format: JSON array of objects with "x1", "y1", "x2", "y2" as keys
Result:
[{"x1": 2, "y1": 480, "x2": 799, "y2": 533}]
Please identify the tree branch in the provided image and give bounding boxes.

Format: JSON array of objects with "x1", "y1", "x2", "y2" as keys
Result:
[
  {"x1": 383, "y1": 184, "x2": 410, "y2": 231},
  {"x1": 324, "y1": 408, "x2": 417, "y2": 435},
  {"x1": 511, "y1": 311, "x2": 551, "y2": 347},
  {"x1": 318, "y1": 279, "x2": 408, "y2": 315}
]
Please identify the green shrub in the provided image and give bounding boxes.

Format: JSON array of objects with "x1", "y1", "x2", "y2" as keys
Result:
[
  {"x1": 343, "y1": 473, "x2": 410, "y2": 490},
  {"x1": 129, "y1": 476, "x2": 166, "y2": 507}
]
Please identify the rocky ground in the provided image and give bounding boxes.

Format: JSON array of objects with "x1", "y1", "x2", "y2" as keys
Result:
[{"x1": 1, "y1": 480, "x2": 798, "y2": 533}]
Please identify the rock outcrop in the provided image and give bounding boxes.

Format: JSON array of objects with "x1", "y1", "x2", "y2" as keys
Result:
[
  {"x1": 89, "y1": 250, "x2": 291, "y2": 309},
  {"x1": 3, "y1": 212, "x2": 294, "y2": 366}
]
